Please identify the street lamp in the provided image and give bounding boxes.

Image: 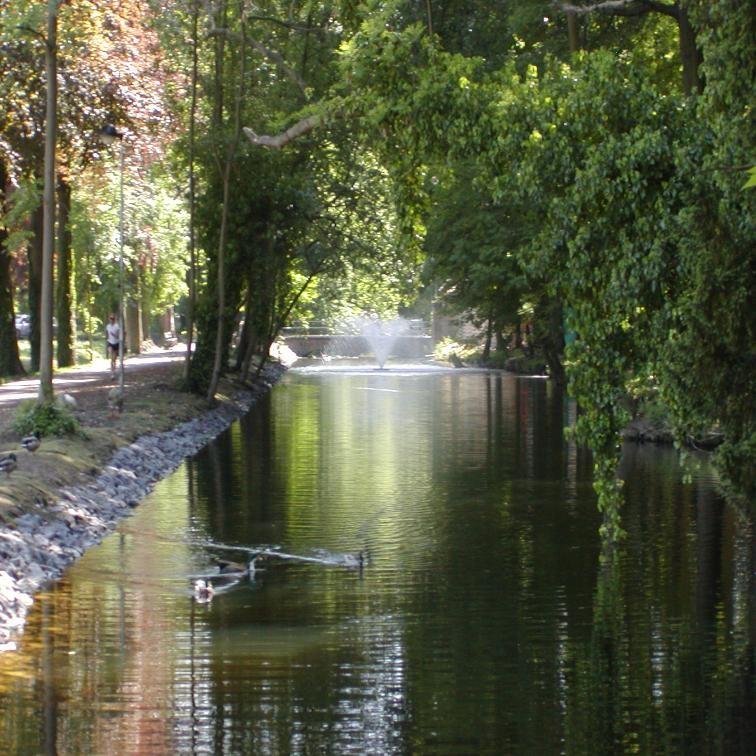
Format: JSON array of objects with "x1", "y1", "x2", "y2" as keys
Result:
[{"x1": 99, "y1": 125, "x2": 125, "y2": 395}]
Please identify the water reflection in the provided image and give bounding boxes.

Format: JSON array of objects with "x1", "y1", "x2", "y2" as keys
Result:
[{"x1": 0, "y1": 369, "x2": 751, "y2": 754}]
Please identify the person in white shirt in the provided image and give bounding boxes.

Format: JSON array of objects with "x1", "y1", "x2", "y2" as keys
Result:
[{"x1": 106, "y1": 314, "x2": 120, "y2": 378}]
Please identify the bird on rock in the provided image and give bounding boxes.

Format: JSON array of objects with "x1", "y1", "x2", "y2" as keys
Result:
[
  {"x1": 108, "y1": 387, "x2": 124, "y2": 418},
  {"x1": 21, "y1": 432, "x2": 41, "y2": 453},
  {"x1": 0, "y1": 453, "x2": 17, "y2": 477}
]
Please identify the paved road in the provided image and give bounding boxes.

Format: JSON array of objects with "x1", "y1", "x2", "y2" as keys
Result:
[{"x1": 0, "y1": 348, "x2": 187, "y2": 410}]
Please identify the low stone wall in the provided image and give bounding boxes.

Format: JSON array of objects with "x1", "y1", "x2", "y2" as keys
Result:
[
  {"x1": 282, "y1": 334, "x2": 433, "y2": 358},
  {"x1": 0, "y1": 365, "x2": 284, "y2": 652}
]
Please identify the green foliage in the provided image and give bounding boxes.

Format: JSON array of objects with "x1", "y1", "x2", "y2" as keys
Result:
[
  {"x1": 71, "y1": 164, "x2": 189, "y2": 328},
  {"x1": 7, "y1": 0, "x2": 736, "y2": 532},
  {"x1": 12, "y1": 399, "x2": 80, "y2": 438},
  {"x1": 0, "y1": 178, "x2": 40, "y2": 255},
  {"x1": 323, "y1": 0, "x2": 753, "y2": 530},
  {"x1": 433, "y1": 337, "x2": 479, "y2": 364}
]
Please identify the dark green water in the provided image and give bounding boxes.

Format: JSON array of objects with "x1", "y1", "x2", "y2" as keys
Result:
[{"x1": 0, "y1": 366, "x2": 752, "y2": 754}]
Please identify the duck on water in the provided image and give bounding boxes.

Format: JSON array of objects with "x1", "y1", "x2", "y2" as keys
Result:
[{"x1": 215, "y1": 552, "x2": 267, "y2": 578}]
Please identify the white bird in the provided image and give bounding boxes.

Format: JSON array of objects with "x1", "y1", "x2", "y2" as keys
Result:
[
  {"x1": 60, "y1": 393, "x2": 78, "y2": 409},
  {"x1": 194, "y1": 579, "x2": 214, "y2": 602}
]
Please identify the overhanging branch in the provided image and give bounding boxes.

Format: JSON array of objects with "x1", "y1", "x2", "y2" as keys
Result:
[
  {"x1": 243, "y1": 114, "x2": 322, "y2": 149},
  {"x1": 557, "y1": 0, "x2": 678, "y2": 19}
]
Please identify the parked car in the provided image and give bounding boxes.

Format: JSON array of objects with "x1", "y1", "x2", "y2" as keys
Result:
[{"x1": 15, "y1": 314, "x2": 30, "y2": 339}]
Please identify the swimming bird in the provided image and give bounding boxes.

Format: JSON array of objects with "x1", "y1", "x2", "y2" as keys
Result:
[
  {"x1": 108, "y1": 387, "x2": 124, "y2": 417},
  {"x1": 0, "y1": 453, "x2": 17, "y2": 477},
  {"x1": 344, "y1": 550, "x2": 366, "y2": 570},
  {"x1": 216, "y1": 553, "x2": 266, "y2": 578},
  {"x1": 247, "y1": 553, "x2": 266, "y2": 578},
  {"x1": 194, "y1": 579, "x2": 214, "y2": 602},
  {"x1": 21, "y1": 432, "x2": 40, "y2": 453}
]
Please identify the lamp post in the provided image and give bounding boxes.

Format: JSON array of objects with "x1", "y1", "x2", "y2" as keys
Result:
[{"x1": 99, "y1": 125, "x2": 125, "y2": 394}]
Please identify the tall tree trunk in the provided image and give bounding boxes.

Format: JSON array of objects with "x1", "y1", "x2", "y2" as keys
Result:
[
  {"x1": 207, "y1": 157, "x2": 233, "y2": 400},
  {"x1": 482, "y1": 310, "x2": 493, "y2": 362},
  {"x1": 678, "y1": 4, "x2": 703, "y2": 95},
  {"x1": 184, "y1": 0, "x2": 199, "y2": 382},
  {"x1": 38, "y1": 0, "x2": 58, "y2": 403},
  {"x1": 0, "y1": 158, "x2": 25, "y2": 377},
  {"x1": 141, "y1": 301, "x2": 150, "y2": 345},
  {"x1": 566, "y1": 10, "x2": 580, "y2": 53},
  {"x1": 235, "y1": 284, "x2": 254, "y2": 372},
  {"x1": 56, "y1": 177, "x2": 75, "y2": 367},
  {"x1": 207, "y1": 0, "x2": 246, "y2": 400},
  {"x1": 0, "y1": 245, "x2": 25, "y2": 378},
  {"x1": 544, "y1": 299, "x2": 566, "y2": 387},
  {"x1": 29, "y1": 204, "x2": 43, "y2": 373},
  {"x1": 126, "y1": 298, "x2": 142, "y2": 354}
]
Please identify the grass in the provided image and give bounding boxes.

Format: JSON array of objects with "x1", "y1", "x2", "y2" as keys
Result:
[{"x1": 16, "y1": 335, "x2": 108, "y2": 375}]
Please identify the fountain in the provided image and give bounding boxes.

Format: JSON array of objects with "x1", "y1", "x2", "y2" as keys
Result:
[
  {"x1": 357, "y1": 316, "x2": 410, "y2": 369},
  {"x1": 299, "y1": 315, "x2": 430, "y2": 370}
]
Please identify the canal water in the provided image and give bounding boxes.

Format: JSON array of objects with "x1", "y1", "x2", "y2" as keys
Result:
[{"x1": 0, "y1": 366, "x2": 752, "y2": 754}]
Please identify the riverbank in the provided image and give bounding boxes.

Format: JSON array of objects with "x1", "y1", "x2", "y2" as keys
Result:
[{"x1": 0, "y1": 349, "x2": 286, "y2": 651}]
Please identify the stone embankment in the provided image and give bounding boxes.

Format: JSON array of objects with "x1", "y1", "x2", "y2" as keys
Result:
[{"x1": 0, "y1": 365, "x2": 283, "y2": 652}]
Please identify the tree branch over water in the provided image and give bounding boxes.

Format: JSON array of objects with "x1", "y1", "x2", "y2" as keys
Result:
[
  {"x1": 557, "y1": 0, "x2": 679, "y2": 19},
  {"x1": 243, "y1": 114, "x2": 322, "y2": 149}
]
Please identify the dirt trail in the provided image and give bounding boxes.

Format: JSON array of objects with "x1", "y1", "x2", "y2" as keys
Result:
[{"x1": 0, "y1": 346, "x2": 187, "y2": 418}]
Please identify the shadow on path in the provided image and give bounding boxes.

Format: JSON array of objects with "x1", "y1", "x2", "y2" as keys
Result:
[{"x1": 0, "y1": 347, "x2": 187, "y2": 412}]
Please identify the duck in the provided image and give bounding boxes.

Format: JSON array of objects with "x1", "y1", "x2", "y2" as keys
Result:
[
  {"x1": 216, "y1": 553, "x2": 266, "y2": 578},
  {"x1": 21, "y1": 432, "x2": 41, "y2": 453},
  {"x1": 194, "y1": 579, "x2": 215, "y2": 602},
  {"x1": 0, "y1": 453, "x2": 17, "y2": 477},
  {"x1": 344, "y1": 550, "x2": 366, "y2": 570}
]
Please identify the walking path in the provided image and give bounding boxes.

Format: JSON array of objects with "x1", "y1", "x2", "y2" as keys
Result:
[{"x1": 0, "y1": 347, "x2": 189, "y2": 434}]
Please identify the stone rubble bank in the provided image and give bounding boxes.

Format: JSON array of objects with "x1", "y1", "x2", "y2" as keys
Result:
[{"x1": 0, "y1": 368, "x2": 282, "y2": 652}]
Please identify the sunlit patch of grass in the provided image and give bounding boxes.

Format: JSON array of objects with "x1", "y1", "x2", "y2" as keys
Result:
[
  {"x1": 74, "y1": 335, "x2": 107, "y2": 366},
  {"x1": 16, "y1": 336, "x2": 108, "y2": 375}
]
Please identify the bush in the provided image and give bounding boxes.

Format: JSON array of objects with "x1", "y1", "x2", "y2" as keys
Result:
[
  {"x1": 433, "y1": 337, "x2": 480, "y2": 364},
  {"x1": 12, "y1": 400, "x2": 80, "y2": 437}
]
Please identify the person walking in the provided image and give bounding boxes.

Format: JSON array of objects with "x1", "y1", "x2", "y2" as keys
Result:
[{"x1": 106, "y1": 314, "x2": 120, "y2": 380}]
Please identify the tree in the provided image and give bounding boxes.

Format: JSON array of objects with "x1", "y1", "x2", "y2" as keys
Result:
[
  {"x1": 559, "y1": 1, "x2": 703, "y2": 94},
  {"x1": 55, "y1": 176, "x2": 75, "y2": 367},
  {"x1": 38, "y1": 0, "x2": 59, "y2": 403},
  {"x1": 0, "y1": 157, "x2": 25, "y2": 376}
]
